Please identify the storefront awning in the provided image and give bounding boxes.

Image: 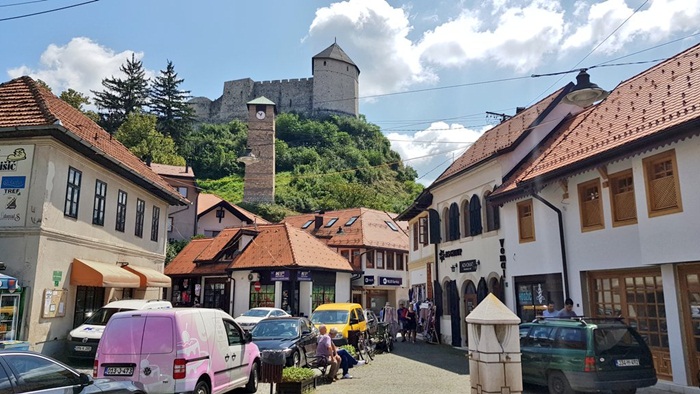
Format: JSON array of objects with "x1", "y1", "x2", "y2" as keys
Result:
[
  {"x1": 122, "y1": 265, "x2": 171, "y2": 288},
  {"x1": 0, "y1": 274, "x2": 19, "y2": 291},
  {"x1": 70, "y1": 259, "x2": 141, "y2": 288}
]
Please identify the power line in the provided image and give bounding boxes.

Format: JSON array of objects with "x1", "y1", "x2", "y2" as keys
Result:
[
  {"x1": 0, "y1": 0, "x2": 49, "y2": 8},
  {"x1": 0, "y1": 0, "x2": 98, "y2": 22}
]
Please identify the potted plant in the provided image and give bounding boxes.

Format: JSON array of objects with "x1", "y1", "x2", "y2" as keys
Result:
[{"x1": 276, "y1": 366, "x2": 316, "y2": 394}]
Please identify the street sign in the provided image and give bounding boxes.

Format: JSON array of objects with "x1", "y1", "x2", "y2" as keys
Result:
[
  {"x1": 253, "y1": 282, "x2": 261, "y2": 292},
  {"x1": 52, "y1": 270, "x2": 62, "y2": 286}
]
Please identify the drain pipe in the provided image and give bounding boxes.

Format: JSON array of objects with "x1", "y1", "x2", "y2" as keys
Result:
[{"x1": 531, "y1": 193, "x2": 570, "y2": 300}]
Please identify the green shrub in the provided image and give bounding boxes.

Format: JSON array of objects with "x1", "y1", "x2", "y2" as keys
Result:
[
  {"x1": 340, "y1": 345, "x2": 357, "y2": 358},
  {"x1": 281, "y1": 366, "x2": 315, "y2": 382}
]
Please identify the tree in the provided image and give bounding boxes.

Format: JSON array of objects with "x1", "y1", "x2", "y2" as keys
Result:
[
  {"x1": 92, "y1": 53, "x2": 150, "y2": 133},
  {"x1": 150, "y1": 60, "x2": 195, "y2": 145},
  {"x1": 115, "y1": 112, "x2": 185, "y2": 166},
  {"x1": 183, "y1": 121, "x2": 248, "y2": 179},
  {"x1": 60, "y1": 88, "x2": 90, "y2": 111}
]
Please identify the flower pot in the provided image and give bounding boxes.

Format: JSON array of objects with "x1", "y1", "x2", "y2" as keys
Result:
[{"x1": 275, "y1": 376, "x2": 317, "y2": 394}]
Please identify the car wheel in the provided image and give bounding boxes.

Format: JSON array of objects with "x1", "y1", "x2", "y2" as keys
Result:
[
  {"x1": 547, "y1": 371, "x2": 574, "y2": 394},
  {"x1": 194, "y1": 380, "x2": 210, "y2": 394},
  {"x1": 291, "y1": 350, "x2": 301, "y2": 368},
  {"x1": 244, "y1": 361, "x2": 259, "y2": 393}
]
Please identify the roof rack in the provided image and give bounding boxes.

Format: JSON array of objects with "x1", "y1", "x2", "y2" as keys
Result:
[{"x1": 533, "y1": 316, "x2": 626, "y2": 326}]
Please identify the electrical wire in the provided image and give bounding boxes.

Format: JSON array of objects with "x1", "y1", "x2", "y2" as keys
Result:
[
  {"x1": 0, "y1": 0, "x2": 49, "y2": 8},
  {"x1": 0, "y1": 0, "x2": 97, "y2": 22}
]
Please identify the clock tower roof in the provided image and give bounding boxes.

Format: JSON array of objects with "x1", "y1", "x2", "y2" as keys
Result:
[{"x1": 246, "y1": 96, "x2": 276, "y2": 106}]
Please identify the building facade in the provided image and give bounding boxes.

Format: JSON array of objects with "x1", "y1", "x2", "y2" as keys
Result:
[
  {"x1": 196, "y1": 193, "x2": 268, "y2": 238},
  {"x1": 150, "y1": 163, "x2": 198, "y2": 242},
  {"x1": 189, "y1": 42, "x2": 359, "y2": 123}
]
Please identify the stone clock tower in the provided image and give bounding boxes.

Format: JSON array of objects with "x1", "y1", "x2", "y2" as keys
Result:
[{"x1": 242, "y1": 96, "x2": 276, "y2": 204}]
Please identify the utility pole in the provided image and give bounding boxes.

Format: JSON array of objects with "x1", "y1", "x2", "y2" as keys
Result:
[{"x1": 486, "y1": 111, "x2": 512, "y2": 123}]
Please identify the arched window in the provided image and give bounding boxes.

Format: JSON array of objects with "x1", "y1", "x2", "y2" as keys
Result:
[
  {"x1": 461, "y1": 199, "x2": 471, "y2": 238},
  {"x1": 469, "y1": 195, "x2": 483, "y2": 236},
  {"x1": 442, "y1": 207, "x2": 450, "y2": 242},
  {"x1": 484, "y1": 190, "x2": 501, "y2": 232},
  {"x1": 448, "y1": 202, "x2": 460, "y2": 241},
  {"x1": 443, "y1": 280, "x2": 451, "y2": 314}
]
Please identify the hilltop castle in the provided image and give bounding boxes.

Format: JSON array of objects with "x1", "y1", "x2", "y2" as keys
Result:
[{"x1": 189, "y1": 43, "x2": 360, "y2": 123}]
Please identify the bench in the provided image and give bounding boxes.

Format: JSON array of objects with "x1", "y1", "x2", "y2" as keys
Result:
[{"x1": 307, "y1": 355, "x2": 329, "y2": 376}]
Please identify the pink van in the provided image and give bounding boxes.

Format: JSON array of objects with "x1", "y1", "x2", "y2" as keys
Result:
[{"x1": 94, "y1": 308, "x2": 260, "y2": 394}]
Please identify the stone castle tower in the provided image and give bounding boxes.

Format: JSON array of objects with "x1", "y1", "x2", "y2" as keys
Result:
[
  {"x1": 189, "y1": 42, "x2": 359, "y2": 123},
  {"x1": 242, "y1": 97, "x2": 276, "y2": 204}
]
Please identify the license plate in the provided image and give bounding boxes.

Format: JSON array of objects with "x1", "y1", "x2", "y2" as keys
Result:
[
  {"x1": 615, "y1": 359, "x2": 640, "y2": 367},
  {"x1": 104, "y1": 366, "x2": 134, "y2": 376},
  {"x1": 74, "y1": 346, "x2": 92, "y2": 352}
]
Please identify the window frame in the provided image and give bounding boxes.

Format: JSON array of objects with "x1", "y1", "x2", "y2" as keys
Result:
[
  {"x1": 468, "y1": 195, "x2": 483, "y2": 236},
  {"x1": 412, "y1": 222, "x2": 419, "y2": 251},
  {"x1": 365, "y1": 250, "x2": 374, "y2": 269},
  {"x1": 135, "y1": 198, "x2": 145, "y2": 238},
  {"x1": 517, "y1": 199, "x2": 535, "y2": 243},
  {"x1": 386, "y1": 252, "x2": 395, "y2": 270},
  {"x1": 643, "y1": 149, "x2": 683, "y2": 217},
  {"x1": 609, "y1": 169, "x2": 638, "y2": 227},
  {"x1": 376, "y1": 251, "x2": 384, "y2": 269},
  {"x1": 577, "y1": 178, "x2": 605, "y2": 232},
  {"x1": 418, "y1": 216, "x2": 428, "y2": 245},
  {"x1": 115, "y1": 190, "x2": 127, "y2": 232},
  {"x1": 324, "y1": 218, "x2": 338, "y2": 227},
  {"x1": 92, "y1": 179, "x2": 107, "y2": 226},
  {"x1": 177, "y1": 186, "x2": 188, "y2": 198},
  {"x1": 63, "y1": 167, "x2": 82, "y2": 218},
  {"x1": 151, "y1": 206, "x2": 160, "y2": 242}
]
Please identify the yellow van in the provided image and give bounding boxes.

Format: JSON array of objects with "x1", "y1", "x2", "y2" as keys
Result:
[{"x1": 310, "y1": 303, "x2": 367, "y2": 345}]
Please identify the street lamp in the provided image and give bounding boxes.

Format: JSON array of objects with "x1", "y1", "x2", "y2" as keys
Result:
[
  {"x1": 238, "y1": 148, "x2": 259, "y2": 165},
  {"x1": 562, "y1": 69, "x2": 609, "y2": 107}
]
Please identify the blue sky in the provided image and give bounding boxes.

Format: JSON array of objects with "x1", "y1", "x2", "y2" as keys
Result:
[{"x1": 2, "y1": 0, "x2": 699, "y2": 185}]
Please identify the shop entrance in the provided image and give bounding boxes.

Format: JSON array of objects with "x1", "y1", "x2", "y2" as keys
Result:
[
  {"x1": 514, "y1": 273, "x2": 563, "y2": 321},
  {"x1": 463, "y1": 281, "x2": 477, "y2": 347},
  {"x1": 366, "y1": 290, "x2": 388, "y2": 314},
  {"x1": 679, "y1": 264, "x2": 700, "y2": 386},
  {"x1": 203, "y1": 277, "x2": 230, "y2": 314}
]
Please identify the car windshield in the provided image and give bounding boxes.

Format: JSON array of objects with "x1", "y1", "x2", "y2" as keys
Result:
[
  {"x1": 594, "y1": 327, "x2": 645, "y2": 355},
  {"x1": 242, "y1": 309, "x2": 270, "y2": 317},
  {"x1": 83, "y1": 307, "x2": 134, "y2": 326},
  {"x1": 311, "y1": 310, "x2": 348, "y2": 324},
  {"x1": 251, "y1": 321, "x2": 299, "y2": 339}
]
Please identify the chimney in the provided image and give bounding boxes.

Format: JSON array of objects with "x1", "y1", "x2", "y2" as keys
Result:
[
  {"x1": 515, "y1": 107, "x2": 526, "y2": 114},
  {"x1": 314, "y1": 213, "x2": 325, "y2": 230}
]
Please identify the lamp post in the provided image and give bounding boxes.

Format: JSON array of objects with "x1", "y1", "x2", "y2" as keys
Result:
[{"x1": 562, "y1": 69, "x2": 610, "y2": 107}]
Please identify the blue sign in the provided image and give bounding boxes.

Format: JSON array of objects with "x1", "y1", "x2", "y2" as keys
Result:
[
  {"x1": 271, "y1": 270, "x2": 290, "y2": 281},
  {"x1": 379, "y1": 277, "x2": 402, "y2": 286},
  {"x1": 297, "y1": 271, "x2": 312, "y2": 281},
  {"x1": 1, "y1": 176, "x2": 25, "y2": 189},
  {"x1": 364, "y1": 276, "x2": 375, "y2": 285}
]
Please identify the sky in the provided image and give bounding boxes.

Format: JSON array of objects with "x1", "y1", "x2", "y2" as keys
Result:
[{"x1": 2, "y1": 0, "x2": 700, "y2": 186}]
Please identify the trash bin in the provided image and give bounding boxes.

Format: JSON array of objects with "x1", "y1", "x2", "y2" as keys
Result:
[{"x1": 260, "y1": 350, "x2": 286, "y2": 384}]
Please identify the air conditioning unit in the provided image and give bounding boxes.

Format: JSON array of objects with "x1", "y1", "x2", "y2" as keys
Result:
[{"x1": 248, "y1": 272, "x2": 260, "y2": 282}]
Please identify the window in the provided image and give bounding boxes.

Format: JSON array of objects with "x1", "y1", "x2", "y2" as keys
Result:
[
  {"x1": 177, "y1": 186, "x2": 188, "y2": 198},
  {"x1": 461, "y1": 200, "x2": 471, "y2": 238},
  {"x1": 442, "y1": 207, "x2": 450, "y2": 242},
  {"x1": 419, "y1": 217, "x2": 428, "y2": 245},
  {"x1": 396, "y1": 253, "x2": 404, "y2": 271},
  {"x1": 376, "y1": 251, "x2": 384, "y2": 269},
  {"x1": 7, "y1": 354, "x2": 79, "y2": 391},
  {"x1": 448, "y1": 202, "x2": 460, "y2": 241},
  {"x1": 517, "y1": 199, "x2": 535, "y2": 243},
  {"x1": 151, "y1": 206, "x2": 160, "y2": 242},
  {"x1": 325, "y1": 218, "x2": 338, "y2": 227},
  {"x1": 64, "y1": 167, "x2": 81, "y2": 218},
  {"x1": 223, "y1": 320, "x2": 242, "y2": 345},
  {"x1": 311, "y1": 285, "x2": 335, "y2": 311},
  {"x1": 485, "y1": 190, "x2": 501, "y2": 232},
  {"x1": 365, "y1": 250, "x2": 374, "y2": 269},
  {"x1": 345, "y1": 216, "x2": 358, "y2": 226},
  {"x1": 92, "y1": 180, "x2": 107, "y2": 226},
  {"x1": 249, "y1": 284, "x2": 275, "y2": 308},
  {"x1": 412, "y1": 223, "x2": 419, "y2": 251},
  {"x1": 386, "y1": 252, "x2": 395, "y2": 270},
  {"x1": 578, "y1": 179, "x2": 604, "y2": 232},
  {"x1": 385, "y1": 221, "x2": 399, "y2": 231},
  {"x1": 301, "y1": 220, "x2": 314, "y2": 229},
  {"x1": 609, "y1": 169, "x2": 637, "y2": 226},
  {"x1": 167, "y1": 217, "x2": 173, "y2": 232},
  {"x1": 468, "y1": 195, "x2": 483, "y2": 236},
  {"x1": 643, "y1": 149, "x2": 683, "y2": 217},
  {"x1": 135, "y1": 199, "x2": 145, "y2": 238},
  {"x1": 115, "y1": 190, "x2": 127, "y2": 232},
  {"x1": 73, "y1": 286, "x2": 105, "y2": 328}
]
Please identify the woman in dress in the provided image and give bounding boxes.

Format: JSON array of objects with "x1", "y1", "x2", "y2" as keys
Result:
[{"x1": 405, "y1": 305, "x2": 417, "y2": 343}]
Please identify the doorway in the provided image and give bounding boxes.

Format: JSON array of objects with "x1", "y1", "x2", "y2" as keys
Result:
[
  {"x1": 679, "y1": 264, "x2": 700, "y2": 386},
  {"x1": 203, "y1": 277, "x2": 230, "y2": 314}
]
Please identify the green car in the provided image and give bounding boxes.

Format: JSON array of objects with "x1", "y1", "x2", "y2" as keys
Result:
[{"x1": 519, "y1": 317, "x2": 657, "y2": 394}]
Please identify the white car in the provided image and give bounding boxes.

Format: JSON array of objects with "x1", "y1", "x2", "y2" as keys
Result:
[{"x1": 235, "y1": 307, "x2": 290, "y2": 331}]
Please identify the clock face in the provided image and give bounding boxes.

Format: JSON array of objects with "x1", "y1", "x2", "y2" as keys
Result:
[{"x1": 256, "y1": 110, "x2": 266, "y2": 120}]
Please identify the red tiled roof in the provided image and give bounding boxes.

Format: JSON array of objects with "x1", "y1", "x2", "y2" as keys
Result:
[
  {"x1": 494, "y1": 43, "x2": 700, "y2": 200},
  {"x1": 150, "y1": 163, "x2": 195, "y2": 178},
  {"x1": 165, "y1": 239, "x2": 214, "y2": 275},
  {"x1": 283, "y1": 207, "x2": 408, "y2": 251},
  {"x1": 0, "y1": 76, "x2": 187, "y2": 205},
  {"x1": 196, "y1": 228, "x2": 241, "y2": 261},
  {"x1": 433, "y1": 87, "x2": 569, "y2": 185}
]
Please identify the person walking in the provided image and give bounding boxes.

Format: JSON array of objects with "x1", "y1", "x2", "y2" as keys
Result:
[
  {"x1": 542, "y1": 301, "x2": 556, "y2": 317},
  {"x1": 555, "y1": 298, "x2": 577, "y2": 317},
  {"x1": 316, "y1": 325, "x2": 340, "y2": 381},
  {"x1": 404, "y1": 305, "x2": 417, "y2": 343},
  {"x1": 329, "y1": 327, "x2": 365, "y2": 379},
  {"x1": 397, "y1": 302, "x2": 408, "y2": 342}
]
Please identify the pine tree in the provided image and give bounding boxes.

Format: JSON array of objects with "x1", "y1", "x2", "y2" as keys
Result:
[
  {"x1": 92, "y1": 53, "x2": 150, "y2": 133},
  {"x1": 149, "y1": 60, "x2": 195, "y2": 145}
]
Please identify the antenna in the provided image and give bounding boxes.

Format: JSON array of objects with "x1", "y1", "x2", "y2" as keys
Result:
[{"x1": 486, "y1": 111, "x2": 512, "y2": 123}]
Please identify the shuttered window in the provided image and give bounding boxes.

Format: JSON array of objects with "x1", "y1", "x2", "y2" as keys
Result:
[
  {"x1": 578, "y1": 178, "x2": 604, "y2": 232},
  {"x1": 609, "y1": 169, "x2": 637, "y2": 226},
  {"x1": 643, "y1": 150, "x2": 683, "y2": 217},
  {"x1": 517, "y1": 199, "x2": 535, "y2": 243}
]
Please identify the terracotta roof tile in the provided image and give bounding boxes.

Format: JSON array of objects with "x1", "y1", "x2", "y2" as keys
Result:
[
  {"x1": 196, "y1": 228, "x2": 241, "y2": 261},
  {"x1": 0, "y1": 76, "x2": 187, "y2": 205},
  {"x1": 150, "y1": 163, "x2": 195, "y2": 178},
  {"x1": 497, "y1": 43, "x2": 700, "y2": 195},
  {"x1": 165, "y1": 239, "x2": 213, "y2": 275},
  {"x1": 433, "y1": 87, "x2": 569, "y2": 185},
  {"x1": 283, "y1": 208, "x2": 408, "y2": 251}
]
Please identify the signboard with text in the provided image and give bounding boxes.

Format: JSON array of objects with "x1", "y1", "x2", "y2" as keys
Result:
[
  {"x1": 364, "y1": 276, "x2": 375, "y2": 285},
  {"x1": 459, "y1": 260, "x2": 478, "y2": 273},
  {"x1": 270, "y1": 270, "x2": 290, "y2": 281},
  {"x1": 378, "y1": 276, "x2": 402, "y2": 286},
  {"x1": 297, "y1": 271, "x2": 312, "y2": 281},
  {"x1": 0, "y1": 145, "x2": 34, "y2": 228}
]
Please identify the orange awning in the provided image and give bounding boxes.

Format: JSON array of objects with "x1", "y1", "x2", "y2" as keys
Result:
[
  {"x1": 122, "y1": 265, "x2": 171, "y2": 288},
  {"x1": 70, "y1": 259, "x2": 141, "y2": 288}
]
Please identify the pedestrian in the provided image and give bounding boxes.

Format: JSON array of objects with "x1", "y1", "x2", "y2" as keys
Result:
[
  {"x1": 555, "y1": 298, "x2": 577, "y2": 317},
  {"x1": 316, "y1": 325, "x2": 340, "y2": 381},
  {"x1": 542, "y1": 301, "x2": 556, "y2": 317},
  {"x1": 405, "y1": 305, "x2": 417, "y2": 343},
  {"x1": 329, "y1": 327, "x2": 365, "y2": 379},
  {"x1": 397, "y1": 302, "x2": 408, "y2": 342}
]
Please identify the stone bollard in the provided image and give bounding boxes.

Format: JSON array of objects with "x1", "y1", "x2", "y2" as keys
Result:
[{"x1": 465, "y1": 293, "x2": 522, "y2": 394}]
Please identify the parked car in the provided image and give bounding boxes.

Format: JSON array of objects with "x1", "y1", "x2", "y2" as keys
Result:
[
  {"x1": 95, "y1": 308, "x2": 260, "y2": 394},
  {"x1": 364, "y1": 309, "x2": 379, "y2": 336},
  {"x1": 310, "y1": 303, "x2": 367, "y2": 346},
  {"x1": 235, "y1": 307, "x2": 290, "y2": 331},
  {"x1": 67, "y1": 299, "x2": 172, "y2": 360},
  {"x1": 0, "y1": 350, "x2": 145, "y2": 393},
  {"x1": 520, "y1": 317, "x2": 657, "y2": 394},
  {"x1": 250, "y1": 316, "x2": 318, "y2": 367}
]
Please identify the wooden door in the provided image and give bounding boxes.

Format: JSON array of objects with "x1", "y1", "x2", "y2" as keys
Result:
[{"x1": 679, "y1": 264, "x2": 700, "y2": 386}]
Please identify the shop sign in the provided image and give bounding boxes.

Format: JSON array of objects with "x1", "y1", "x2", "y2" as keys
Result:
[
  {"x1": 52, "y1": 270, "x2": 62, "y2": 287},
  {"x1": 459, "y1": 260, "x2": 478, "y2": 273},
  {"x1": 379, "y1": 277, "x2": 402, "y2": 286},
  {"x1": 0, "y1": 145, "x2": 34, "y2": 228},
  {"x1": 438, "y1": 248, "x2": 462, "y2": 262},
  {"x1": 270, "y1": 270, "x2": 290, "y2": 281},
  {"x1": 297, "y1": 271, "x2": 312, "y2": 281},
  {"x1": 364, "y1": 276, "x2": 374, "y2": 285}
]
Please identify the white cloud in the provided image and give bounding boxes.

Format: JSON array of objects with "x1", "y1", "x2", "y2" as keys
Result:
[{"x1": 7, "y1": 37, "x2": 152, "y2": 98}]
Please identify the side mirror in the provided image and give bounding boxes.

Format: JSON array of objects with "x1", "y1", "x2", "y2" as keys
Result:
[
  {"x1": 244, "y1": 332, "x2": 252, "y2": 343},
  {"x1": 302, "y1": 329, "x2": 311, "y2": 336},
  {"x1": 77, "y1": 373, "x2": 92, "y2": 388}
]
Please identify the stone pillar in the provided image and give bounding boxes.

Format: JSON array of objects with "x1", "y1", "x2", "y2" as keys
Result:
[{"x1": 465, "y1": 293, "x2": 522, "y2": 394}]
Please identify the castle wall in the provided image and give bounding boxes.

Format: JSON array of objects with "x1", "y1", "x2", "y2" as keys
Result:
[
  {"x1": 312, "y1": 58, "x2": 359, "y2": 117},
  {"x1": 253, "y1": 78, "x2": 313, "y2": 116}
]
